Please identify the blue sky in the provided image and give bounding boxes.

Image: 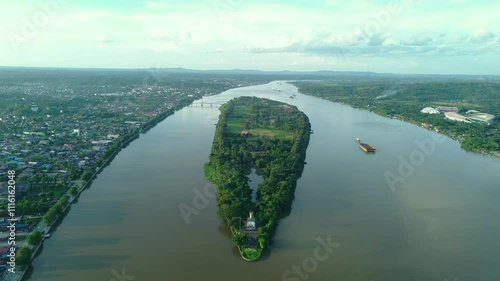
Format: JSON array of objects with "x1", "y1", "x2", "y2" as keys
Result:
[{"x1": 1, "y1": 0, "x2": 499, "y2": 74}]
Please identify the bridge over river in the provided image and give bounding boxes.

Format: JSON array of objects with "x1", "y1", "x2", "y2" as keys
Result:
[{"x1": 189, "y1": 101, "x2": 223, "y2": 107}]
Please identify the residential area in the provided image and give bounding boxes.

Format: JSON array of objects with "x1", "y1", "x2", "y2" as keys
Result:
[{"x1": 0, "y1": 69, "x2": 269, "y2": 278}]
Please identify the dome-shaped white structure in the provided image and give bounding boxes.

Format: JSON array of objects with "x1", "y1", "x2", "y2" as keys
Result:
[{"x1": 421, "y1": 107, "x2": 440, "y2": 114}]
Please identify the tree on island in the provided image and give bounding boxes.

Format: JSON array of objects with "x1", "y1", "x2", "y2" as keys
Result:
[
  {"x1": 232, "y1": 231, "x2": 247, "y2": 248},
  {"x1": 257, "y1": 229, "x2": 269, "y2": 249}
]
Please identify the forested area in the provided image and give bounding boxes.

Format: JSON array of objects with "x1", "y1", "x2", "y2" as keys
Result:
[
  {"x1": 205, "y1": 97, "x2": 311, "y2": 259},
  {"x1": 292, "y1": 79, "x2": 500, "y2": 153}
]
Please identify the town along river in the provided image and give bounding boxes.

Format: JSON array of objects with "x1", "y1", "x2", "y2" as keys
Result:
[{"x1": 26, "y1": 82, "x2": 500, "y2": 281}]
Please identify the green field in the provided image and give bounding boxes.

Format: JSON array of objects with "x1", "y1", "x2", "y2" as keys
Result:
[
  {"x1": 226, "y1": 117, "x2": 294, "y2": 139},
  {"x1": 226, "y1": 117, "x2": 246, "y2": 133},
  {"x1": 225, "y1": 104, "x2": 295, "y2": 139},
  {"x1": 232, "y1": 105, "x2": 250, "y2": 116},
  {"x1": 247, "y1": 128, "x2": 293, "y2": 139}
]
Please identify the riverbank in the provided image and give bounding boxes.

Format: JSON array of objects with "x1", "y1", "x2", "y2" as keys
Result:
[
  {"x1": 3, "y1": 180, "x2": 84, "y2": 281},
  {"x1": 290, "y1": 80, "x2": 499, "y2": 158},
  {"x1": 4, "y1": 99, "x2": 201, "y2": 281},
  {"x1": 7, "y1": 132, "x2": 138, "y2": 281}
]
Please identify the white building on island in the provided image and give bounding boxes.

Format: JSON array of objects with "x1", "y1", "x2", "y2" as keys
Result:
[{"x1": 246, "y1": 211, "x2": 256, "y2": 230}]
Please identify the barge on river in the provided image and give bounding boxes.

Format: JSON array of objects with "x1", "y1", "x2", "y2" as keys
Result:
[{"x1": 357, "y1": 138, "x2": 376, "y2": 153}]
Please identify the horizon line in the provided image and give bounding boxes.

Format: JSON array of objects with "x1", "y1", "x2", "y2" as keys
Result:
[{"x1": 0, "y1": 65, "x2": 499, "y2": 77}]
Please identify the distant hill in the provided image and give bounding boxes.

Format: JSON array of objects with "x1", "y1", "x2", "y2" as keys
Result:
[
  {"x1": 137, "y1": 67, "x2": 380, "y2": 76},
  {"x1": 0, "y1": 66, "x2": 498, "y2": 80}
]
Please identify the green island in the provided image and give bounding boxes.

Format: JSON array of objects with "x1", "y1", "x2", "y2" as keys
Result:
[
  {"x1": 204, "y1": 96, "x2": 311, "y2": 261},
  {"x1": 292, "y1": 79, "x2": 500, "y2": 154}
]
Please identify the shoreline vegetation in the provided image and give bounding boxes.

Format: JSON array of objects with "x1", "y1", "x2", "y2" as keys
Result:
[
  {"x1": 291, "y1": 80, "x2": 499, "y2": 156},
  {"x1": 204, "y1": 96, "x2": 311, "y2": 261}
]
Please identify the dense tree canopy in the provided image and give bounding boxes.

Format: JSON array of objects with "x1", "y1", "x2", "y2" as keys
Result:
[{"x1": 205, "y1": 97, "x2": 311, "y2": 252}]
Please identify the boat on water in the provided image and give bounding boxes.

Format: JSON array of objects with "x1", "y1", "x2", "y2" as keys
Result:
[
  {"x1": 359, "y1": 143, "x2": 376, "y2": 153},
  {"x1": 357, "y1": 138, "x2": 376, "y2": 153}
]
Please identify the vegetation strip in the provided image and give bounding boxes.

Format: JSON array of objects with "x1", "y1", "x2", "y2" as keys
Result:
[{"x1": 205, "y1": 96, "x2": 311, "y2": 261}]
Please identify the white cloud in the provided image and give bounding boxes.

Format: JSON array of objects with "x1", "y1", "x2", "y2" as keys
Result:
[
  {"x1": 404, "y1": 33, "x2": 433, "y2": 46},
  {"x1": 366, "y1": 33, "x2": 390, "y2": 46},
  {"x1": 471, "y1": 28, "x2": 497, "y2": 43}
]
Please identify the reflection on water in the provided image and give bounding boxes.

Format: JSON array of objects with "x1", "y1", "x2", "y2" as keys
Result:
[{"x1": 27, "y1": 81, "x2": 500, "y2": 281}]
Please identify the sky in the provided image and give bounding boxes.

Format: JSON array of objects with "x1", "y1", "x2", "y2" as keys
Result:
[{"x1": 0, "y1": 0, "x2": 499, "y2": 74}]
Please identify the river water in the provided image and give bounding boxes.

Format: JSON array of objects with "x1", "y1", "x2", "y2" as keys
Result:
[{"x1": 26, "y1": 82, "x2": 500, "y2": 281}]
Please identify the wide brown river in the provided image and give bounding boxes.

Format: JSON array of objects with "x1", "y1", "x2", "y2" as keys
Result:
[{"x1": 25, "y1": 82, "x2": 500, "y2": 281}]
